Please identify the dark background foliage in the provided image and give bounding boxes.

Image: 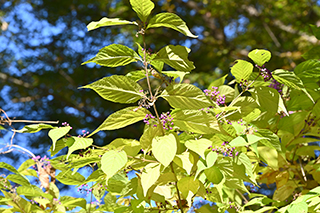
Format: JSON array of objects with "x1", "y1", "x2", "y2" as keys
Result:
[{"x1": 1, "y1": 0, "x2": 320, "y2": 159}]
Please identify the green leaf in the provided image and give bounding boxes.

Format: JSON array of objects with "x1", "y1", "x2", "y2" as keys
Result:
[
  {"x1": 272, "y1": 69, "x2": 314, "y2": 103},
  {"x1": 177, "y1": 177, "x2": 199, "y2": 199},
  {"x1": 89, "y1": 106, "x2": 150, "y2": 136},
  {"x1": 0, "y1": 162, "x2": 19, "y2": 174},
  {"x1": 101, "y1": 150, "x2": 127, "y2": 180},
  {"x1": 231, "y1": 60, "x2": 253, "y2": 81},
  {"x1": 130, "y1": 0, "x2": 154, "y2": 23},
  {"x1": 107, "y1": 138, "x2": 141, "y2": 156},
  {"x1": 48, "y1": 126, "x2": 71, "y2": 151},
  {"x1": 60, "y1": 196, "x2": 87, "y2": 209},
  {"x1": 107, "y1": 173, "x2": 129, "y2": 194},
  {"x1": 294, "y1": 59, "x2": 320, "y2": 79},
  {"x1": 0, "y1": 125, "x2": 6, "y2": 130},
  {"x1": 248, "y1": 49, "x2": 271, "y2": 66},
  {"x1": 153, "y1": 45, "x2": 195, "y2": 72},
  {"x1": 6, "y1": 174, "x2": 30, "y2": 186},
  {"x1": 310, "y1": 24, "x2": 320, "y2": 40},
  {"x1": 16, "y1": 185, "x2": 47, "y2": 197},
  {"x1": 216, "y1": 85, "x2": 235, "y2": 103},
  {"x1": 87, "y1": 17, "x2": 138, "y2": 31},
  {"x1": 208, "y1": 74, "x2": 228, "y2": 88},
  {"x1": 273, "y1": 181, "x2": 296, "y2": 201},
  {"x1": 161, "y1": 84, "x2": 214, "y2": 109},
  {"x1": 171, "y1": 109, "x2": 219, "y2": 134},
  {"x1": 147, "y1": 13, "x2": 197, "y2": 38},
  {"x1": 140, "y1": 124, "x2": 163, "y2": 151},
  {"x1": 287, "y1": 202, "x2": 308, "y2": 213},
  {"x1": 204, "y1": 166, "x2": 223, "y2": 184},
  {"x1": 66, "y1": 137, "x2": 93, "y2": 159},
  {"x1": 302, "y1": 46, "x2": 320, "y2": 60},
  {"x1": 141, "y1": 163, "x2": 161, "y2": 196},
  {"x1": 257, "y1": 146, "x2": 278, "y2": 169},
  {"x1": 56, "y1": 170, "x2": 85, "y2": 185},
  {"x1": 18, "y1": 159, "x2": 35, "y2": 173},
  {"x1": 162, "y1": 71, "x2": 189, "y2": 83},
  {"x1": 185, "y1": 138, "x2": 212, "y2": 159},
  {"x1": 254, "y1": 129, "x2": 282, "y2": 152},
  {"x1": 173, "y1": 151, "x2": 194, "y2": 175},
  {"x1": 152, "y1": 134, "x2": 177, "y2": 167},
  {"x1": 80, "y1": 75, "x2": 144, "y2": 104},
  {"x1": 86, "y1": 169, "x2": 105, "y2": 183},
  {"x1": 126, "y1": 70, "x2": 147, "y2": 82},
  {"x1": 237, "y1": 153, "x2": 254, "y2": 177},
  {"x1": 252, "y1": 86, "x2": 288, "y2": 116},
  {"x1": 82, "y1": 44, "x2": 141, "y2": 67},
  {"x1": 15, "y1": 123, "x2": 53, "y2": 133},
  {"x1": 49, "y1": 137, "x2": 68, "y2": 156},
  {"x1": 229, "y1": 136, "x2": 247, "y2": 147},
  {"x1": 206, "y1": 152, "x2": 218, "y2": 168}
]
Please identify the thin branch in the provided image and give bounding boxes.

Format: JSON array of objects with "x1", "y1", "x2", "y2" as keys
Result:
[
  {"x1": 170, "y1": 163, "x2": 184, "y2": 213},
  {"x1": 236, "y1": 189, "x2": 248, "y2": 204}
]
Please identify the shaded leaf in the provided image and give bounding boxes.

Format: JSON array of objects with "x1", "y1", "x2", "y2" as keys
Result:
[
  {"x1": 66, "y1": 137, "x2": 93, "y2": 159},
  {"x1": 56, "y1": 170, "x2": 85, "y2": 185},
  {"x1": 302, "y1": 46, "x2": 320, "y2": 60},
  {"x1": 204, "y1": 166, "x2": 223, "y2": 184},
  {"x1": 153, "y1": 45, "x2": 195, "y2": 72}
]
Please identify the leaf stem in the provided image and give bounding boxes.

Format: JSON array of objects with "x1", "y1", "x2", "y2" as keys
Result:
[{"x1": 170, "y1": 163, "x2": 184, "y2": 213}]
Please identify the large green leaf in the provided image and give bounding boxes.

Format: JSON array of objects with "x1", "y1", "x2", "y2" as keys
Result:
[
  {"x1": 66, "y1": 137, "x2": 93, "y2": 159},
  {"x1": 185, "y1": 138, "x2": 212, "y2": 159},
  {"x1": 126, "y1": 70, "x2": 147, "y2": 82},
  {"x1": 147, "y1": 13, "x2": 197, "y2": 38},
  {"x1": 16, "y1": 185, "x2": 47, "y2": 197},
  {"x1": 0, "y1": 162, "x2": 19, "y2": 174},
  {"x1": 177, "y1": 177, "x2": 199, "y2": 199},
  {"x1": 257, "y1": 146, "x2": 278, "y2": 169},
  {"x1": 140, "y1": 163, "x2": 161, "y2": 196},
  {"x1": 302, "y1": 46, "x2": 320, "y2": 60},
  {"x1": 248, "y1": 49, "x2": 271, "y2": 66},
  {"x1": 107, "y1": 138, "x2": 141, "y2": 156},
  {"x1": 153, "y1": 45, "x2": 195, "y2": 72},
  {"x1": 294, "y1": 59, "x2": 320, "y2": 79},
  {"x1": 254, "y1": 129, "x2": 282, "y2": 152},
  {"x1": 173, "y1": 151, "x2": 195, "y2": 175},
  {"x1": 140, "y1": 124, "x2": 163, "y2": 151},
  {"x1": 15, "y1": 123, "x2": 53, "y2": 133},
  {"x1": 161, "y1": 84, "x2": 214, "y2": 109},
  {"x1": 204, "y1": 166, "x2": 223, "y2": 184},
  {"x1": 48, "y1": 126, "x2": 71, "y2": 151},
  {"x1": 18, "y1": 159, "x2": 35, "y2": 173},
  {"x1": 6, "y1": 174, "x2": 30, "y2": 186},
  {"x1": 272, "y1": 69, "x2": 314, "y2": 103},
  {"x1": 89, "y1": 106, "x2": 150, "y2": 136},
  {"x1": 162, "y1": 71, "x2": 189, "y2": 83},
  {"x1": 152, "y1": 134, "x2": 177, "y2": 167},
  {"x1": 87, "y1": 17, "x2": 138, "y2": 31},
  {"x1": 130, "y1": 0, "x2": 154, "y2": 23},
  {"x1": 171, "y1": 109, "x2": 219, "y2": 134},
  {"x1": 82, "y1": 44, "x2": 141, "y2": 67},
  {"x1": 252, "y1": 86, "x2": 288, "y2": 116},
  {"x1": 60, "y1": 196, "x2": 87, "y2": 209},
  {"x1": 80, "y1": 75, "x2": 144, "y2": 104},
  {"x1": 206, "y1": 152, "x2": 218, "y2": 168},
  {"x1": 231, "y1": 60, "x2": 253, "y2": 81},
  {"x1": 101, "y1": 150, "x2": 127, "y2": 180},
  {"x1": 56, "y1": 170, "x2": 85, "y2": 185}
]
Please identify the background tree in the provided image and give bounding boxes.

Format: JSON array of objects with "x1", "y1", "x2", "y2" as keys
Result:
[{"x1": 0, "y1": 0, "x2": 319, "y2": 153}]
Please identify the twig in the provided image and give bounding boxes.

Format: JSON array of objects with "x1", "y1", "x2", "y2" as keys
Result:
[
  {"x1": 236, "y1": 189, "x2": 248, "y2": 204},
  {"x1": 299, "y1": 156, "x2": 307, "y2": 182},
  {"x1": 170, "y1": 163, "x2": 184, "y2": 213},
  {"x1": 9, "y1": 120, "x2": 59, "y2": 124}
]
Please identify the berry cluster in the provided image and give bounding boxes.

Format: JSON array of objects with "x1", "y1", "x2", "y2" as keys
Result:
[
  {"x1": 204, "y1": 87, "x2": 226, "y2": 106},
  {"x1": 32, "y1": 155, "x2": 51, "y2": 169},
  {"x1": 208, "y1": 141, "x2": 239, "y2": 157},
  {"x1": 239, "y1": 79, "x2": 249, "y2": 87},
  {"x1": 143, "y1": 112, "x2": 174, "y2": 130},
  {"x1": 256, "y1": 65, "x2": 273, "y2": 81},
  {"x1": 61, "y1": 122, "x2": 72, "y2": 129},
  {"x1": 77, "y1": 184, "x2": 92, "y2": 195},
  {"x1": 268, "y1": 79, "x2": 283, "y2": 93}
]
